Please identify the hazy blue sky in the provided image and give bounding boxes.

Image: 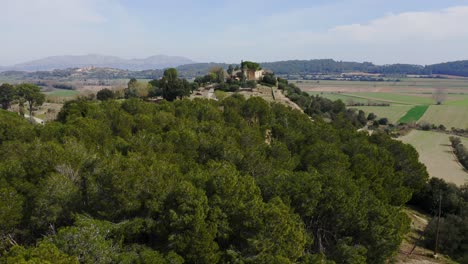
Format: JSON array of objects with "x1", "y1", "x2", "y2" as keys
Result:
[{"x1": 2, "y1": 0, "x2": 468, "y2": 65}]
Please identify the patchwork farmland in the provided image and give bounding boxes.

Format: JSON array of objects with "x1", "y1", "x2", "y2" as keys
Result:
[
  {"x1": 299, "y1": 77, "x2": 468, "y2": 129},
  {"x1": 301, "y1": 77, "x2": 468, "y2": 186}
]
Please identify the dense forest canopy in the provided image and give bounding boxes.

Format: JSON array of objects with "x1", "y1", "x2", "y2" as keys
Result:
[
  {"x1": 260, "y1": 60, "x2": 377, "y2": 75},
  {"x1": 260, "y1": 59, "x2": 468, "y2": 76},
  {"x1": 426, "y1": 60, "x2": 468, "y2": 77},
  {"x1": 0, "y1": 93, "x2": 429, "y2": 263}
]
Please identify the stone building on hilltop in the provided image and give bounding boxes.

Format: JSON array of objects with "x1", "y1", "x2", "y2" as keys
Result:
[{"x1": 241, "y1": 60, "x2": 264, "y2": 81}]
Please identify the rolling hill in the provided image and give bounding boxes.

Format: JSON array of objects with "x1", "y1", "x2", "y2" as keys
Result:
[
  {"x1": 1, "y1": 54, "x2": 195, "y2": 72},
  {"x1": 160, "y1": 59, "x2": 468, "y2": 77}
]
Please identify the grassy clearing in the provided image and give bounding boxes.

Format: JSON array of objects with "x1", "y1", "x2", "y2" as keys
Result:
[
  {"x1": 43, "y1": 89, "x2": 80, "y2": 104},
  {"x1": 398, "y1": 106, "x2": 429, "y2": 123},
  {"x1": 350, "y1": 105, "x2": 413, "y2": 124},
  {"x1": 419, "y1": 105, "x2": 468, "y2": 129},
  {"x1": 214, "y1": 90, "x2": 228, "y2": 100},
  {"x1": 305, "y1": 78, "x2": 468, "y2": 128},
  {"x1": 399, "y1": 130, "x2": 468, "y2": 186}
]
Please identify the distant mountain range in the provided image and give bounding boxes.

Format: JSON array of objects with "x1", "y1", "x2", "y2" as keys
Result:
[{"x1": 0, "y1": 54, "x2": 195, "y2": 72}]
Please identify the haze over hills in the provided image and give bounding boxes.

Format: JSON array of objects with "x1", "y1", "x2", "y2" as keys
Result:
[{"x1": 0, "y1": 54, "x2": 195, "y2": 72}]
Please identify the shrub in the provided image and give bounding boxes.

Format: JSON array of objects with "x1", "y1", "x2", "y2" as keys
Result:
[
  {"x1": 96, "y1": 88, "x2": 115, "y2": 101},
  {"x1": 52, "y1": 83, "x2": 75, "y2": 90},
  {"x1": 216, "y1": 83, "x2": 229, "y2": 91},
  {"x1": 420, "y1": 122, "x2": 431, "y2": 131},
  {"x1": 367, "y1": 113, "x2": 377, "y2": 121},
  {"x1": 449, "y1": 136, "x2": 461, "y2": 148},
  {"x1": 229, "y1": 84, "x2": 240, "y2": 92},
  {"x1": 245, "y1": 80, "x2": 257, "y2": 89},
  {"x1": 378, "y1": 118, "x2": 388, "y2": 125},
  {"x1": 449, "y1": 136, "x2": 468, "y2": 170},
  {"x1": 261, "y1": 73, "x2": 277, "y2": 86}
]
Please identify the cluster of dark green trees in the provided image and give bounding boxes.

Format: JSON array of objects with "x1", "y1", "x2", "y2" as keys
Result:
[
  {"x1": 426, "y1": 60, "x2": 468, "y2": 77},
  {"x1": 449, "y1": 136, "x2": 468, "y2": 170},
  {"x1": 147, "y1": 68, "x2": 196, "y2": 101},
  {"x1": 0, "y1": 91, "x2": 429, "y2": 263},
  {"x1": 193, "y1": 67, "x2": 233, "y2": 89},
  {"x1": 259, "y1": 72, "x2": 277, "y2": 87},
  {"x1": 52, "y1": 83, "x2": 75, "y2": 90},
  {"x1": 96, "y1": 69, "x2": 197, "y2": 102},
  {"x1": 192, "y1": 61, "x2": 276, "y2": 91},
  {"x1": 0, "y1": 83, "x2": 45, "y2": 119},
  {"x1": 410, "y1": 178, "x2": 468, "y2": 263},
  {"x1": 194, "y1": 64, "x2": 260, "y2": 92}
]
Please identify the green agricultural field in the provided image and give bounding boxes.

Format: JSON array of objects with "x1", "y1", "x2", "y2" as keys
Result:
[
  {"x1": 399, "y1": 130, "x2": 468, "y2": 186},
  {"x1": 303, "y1": 77, "x2": 468, "y2": 127},
  {"x1": 309, "y1": 92, "x2": 416, "y2": 124},
  {"x1": 398, "y1": 105, "x2": 429, "y2": 123},
  {"x1": 419, "y1": 105, "x2": 468, "y2": 129},
  {"x1": 44, "y1": 89, "x2": 80, "y2": 97},
  {"x1": 445, "y1": 98, "x2": 468, "y2": 106},
  {"x1": 350, "y1": 105, "x2": 413, "y2": 123}
]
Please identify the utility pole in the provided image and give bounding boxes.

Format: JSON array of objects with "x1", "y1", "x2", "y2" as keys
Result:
[
  {"x1": 408, "y1": 217, "x2": 434, "y2": 256},
  {"x1": 434, "y1": 193, "x2": 442, "y2": 257}
]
